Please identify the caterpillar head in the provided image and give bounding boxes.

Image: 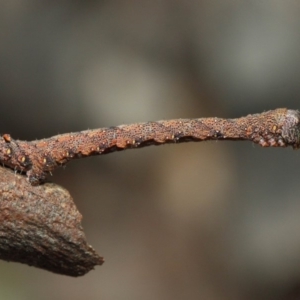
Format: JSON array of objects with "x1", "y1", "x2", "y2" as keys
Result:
[{"x1": 282, "y1": 110, "x2": 300, "y2": 149}]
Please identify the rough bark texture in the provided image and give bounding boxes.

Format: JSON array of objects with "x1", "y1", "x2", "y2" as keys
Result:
[{"x1": 0, "y1": 166, "x2": 104, "y2": 277}]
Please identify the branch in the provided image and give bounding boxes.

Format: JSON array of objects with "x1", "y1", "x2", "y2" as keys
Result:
[{"x1": 0, "y1": 166, "x2": 104, "y2": 277}]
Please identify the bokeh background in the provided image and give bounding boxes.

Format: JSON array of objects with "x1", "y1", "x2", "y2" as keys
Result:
[{"x1": 1, "y1": 1, "x2": 300, "y2": 299}]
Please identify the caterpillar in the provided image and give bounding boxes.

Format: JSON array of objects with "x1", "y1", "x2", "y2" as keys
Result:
[{"x1": 0, "y1": 108, "x2": 299, "y2": 185}]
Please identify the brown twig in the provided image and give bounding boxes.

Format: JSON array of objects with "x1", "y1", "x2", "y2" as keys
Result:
[{"x1": 0, "y1": 166, "x2": 104, "y2": 276}]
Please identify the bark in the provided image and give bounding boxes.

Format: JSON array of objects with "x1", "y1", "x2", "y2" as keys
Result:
[{"x1": 0, "y1": 166, "x2": 104, "y2": 277}]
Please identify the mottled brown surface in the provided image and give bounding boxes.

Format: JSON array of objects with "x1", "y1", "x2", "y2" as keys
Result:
[
  {"x1": 0, "y1": 108, "x2": 299, "y2": 185},
  {"x1": 0, "y1": 167, "x2": 104, "y2": 276}
]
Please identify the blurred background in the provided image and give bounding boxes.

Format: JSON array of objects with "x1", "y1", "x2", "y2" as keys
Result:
[{"x1": 1, "y1": 1, "x2": 300, "y2": 299}]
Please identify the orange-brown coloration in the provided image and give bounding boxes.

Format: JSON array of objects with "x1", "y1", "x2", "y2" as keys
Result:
[
  {"x1": 2, "y1": 134, "x2": 11, "y2": 143},
  {"x1": 0, "y1": 108, "x2": 299, "y2": 185}
]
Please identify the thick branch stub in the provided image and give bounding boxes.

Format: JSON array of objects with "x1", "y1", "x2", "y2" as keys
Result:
[{"x1": 0, "y1": 167, "x2": 104, "y2": 277}]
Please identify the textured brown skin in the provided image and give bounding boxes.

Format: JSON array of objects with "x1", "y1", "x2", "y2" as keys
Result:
[{"x1": 0, "y1": 108, "x2": 299, "y2": 185}]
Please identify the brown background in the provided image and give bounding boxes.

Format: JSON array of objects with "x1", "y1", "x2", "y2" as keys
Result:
[{"x1": 1, "y1": 1, "x2": 300, "y2": 299}]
